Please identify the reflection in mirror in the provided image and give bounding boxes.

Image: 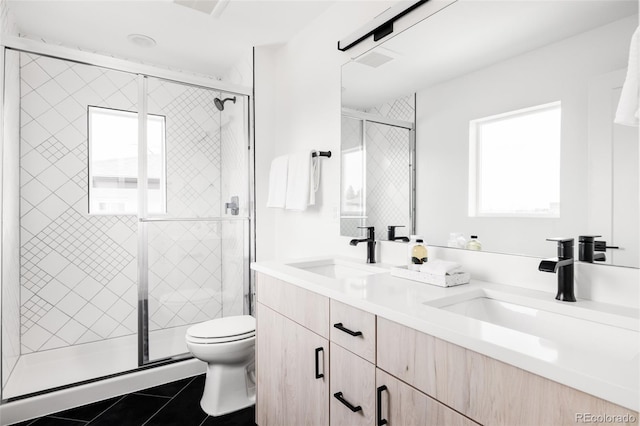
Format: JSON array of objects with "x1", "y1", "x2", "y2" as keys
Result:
[
  {"x1": 340, "y1": 96, "x2": 415, "y2": 238},
  {"x1": 341, "y1": 0, "x2": 638, "y2": 267}
]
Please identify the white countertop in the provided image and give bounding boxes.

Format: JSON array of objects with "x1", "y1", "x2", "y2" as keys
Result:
[{"x1": 252, "y1": 256, "x2": 640, "y2": 412}]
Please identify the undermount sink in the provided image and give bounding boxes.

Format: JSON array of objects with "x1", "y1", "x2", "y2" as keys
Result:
[
  {"x1": 288, "y1": 258, "x2": 387, "y2": 279},
  {"x1": 424, "y1": 288, "x2": 639, "y2": 361}
]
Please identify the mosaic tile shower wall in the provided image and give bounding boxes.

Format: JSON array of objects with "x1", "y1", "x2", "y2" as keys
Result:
[
  {"x1": 145, "y1": 78, "x2": 225, "y2": 332},
  {"x1": 147, "y1": 78, "x2": 221, "y2": 218},
  {"x1": 19, "y1": 53, "x2": 139, "y2": 354}
]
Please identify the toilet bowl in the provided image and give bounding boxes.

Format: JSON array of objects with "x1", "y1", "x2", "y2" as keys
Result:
[{"x1": 185, "y1": 315, "x2": 256, "y2": 416}]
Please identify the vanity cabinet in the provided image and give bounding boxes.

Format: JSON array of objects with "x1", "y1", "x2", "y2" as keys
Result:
[
  {"x1": 256, "y1": 274, "x2": 330, "y2": 426},
  {"x1": 377, "y1": 317, "x2": 638, "y2": 426},
  {"x1": 255, "y1": 272, "x2": 637, "y2": 425}
]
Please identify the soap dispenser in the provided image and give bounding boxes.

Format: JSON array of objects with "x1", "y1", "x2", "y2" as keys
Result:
[
  {"x1": 410, "y1": 239, "x2": 428, "y2": 270},
  {"x1": 466, "y1": 235, "x2": 482, "y2": 251}
]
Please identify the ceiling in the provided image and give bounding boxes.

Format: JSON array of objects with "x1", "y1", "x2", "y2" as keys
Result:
[
  {"x1": 342, "y1": 0, "x2": 639, "y2": 109},
  {"x1": 6, "y1": 0, "x2": 334, "y2": 78}
]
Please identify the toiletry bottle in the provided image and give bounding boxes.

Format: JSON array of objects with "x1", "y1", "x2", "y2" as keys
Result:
[
  {"x1": 466, "y1": 235, "x2": 482, "y2": 251},
  {"x1": 411, "y1": 239, "x2": 428, "y2": 270},
  {"x1": 407, "y1": 235, "x2": 418, "y2": 266}
]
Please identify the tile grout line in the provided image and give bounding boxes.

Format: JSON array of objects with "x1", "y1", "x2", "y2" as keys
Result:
[
  {"x1": 44, "y1": 415, "x2": 90, "y2": 424},
  {"x1": 140, "y1": 375, "x2": 199, "y2": 426},
  {"x1": 82, "y1": 394, "x2": 127, "y2": 425}
]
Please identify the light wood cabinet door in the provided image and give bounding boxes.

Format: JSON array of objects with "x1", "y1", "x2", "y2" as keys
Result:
[
  {"x1": 256, "y1": 303, "x2": 329, "y2": 426},
  {"x1": 376, "y1": 368, "x2": 477, "y2": 426},
  {"x1": 256, "y1": 272, "x2": 330, "y2": 337},
  {"x1": 330, "y1": 343, "x2": 375, "y2": 426}
]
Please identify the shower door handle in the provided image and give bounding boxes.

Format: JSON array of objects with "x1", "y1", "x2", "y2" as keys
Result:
[{"x1": 225, "y1": 196, "x2": 239, "y2": 215}]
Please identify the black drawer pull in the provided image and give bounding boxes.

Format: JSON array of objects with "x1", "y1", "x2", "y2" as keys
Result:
[
  {"x1": 314, "y1": 347, "x2": 324, "y2": 379},
  {"x1": 334, "y1": 392, "x2": 362, "y2": 412},
  {"x1": 377, "y1": 385, "x2": 388, "y2": 426},
  {"x1": 333, "y1": 322, "x2": 363, "y2": 337}
]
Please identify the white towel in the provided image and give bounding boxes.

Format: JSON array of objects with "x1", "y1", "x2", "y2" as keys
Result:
[
  {"x1": 285, "y1": 151, "x2": 314, "y2": 211},
  {"x1": 419, "y1": 259, "x2": 463, "y2": 276},
  {"x1": 615, "y1": 26, "x2": 639, "y2": 127},
  {"x1": 266, "y1": 155, "x2": 288, "y2": 208}
]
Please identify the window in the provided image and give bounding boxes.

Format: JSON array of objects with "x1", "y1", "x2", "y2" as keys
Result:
[
  {"x1": 469, "y1": 102, "x2": 561, "y2": 217},
  {"x1": 88, "y1": 106, "x2": 166, "y2": 214}
]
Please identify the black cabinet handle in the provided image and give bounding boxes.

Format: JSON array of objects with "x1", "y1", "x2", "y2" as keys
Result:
[
  {"x1": 333, "y1": 392, "x2": 362, "y2": 412},
  {"x1": 314, "y1": 347, "x2": 324, "y2": 379},
  {"x1": 377, "y1": 385, "x2": 388, "y2": 426},
  {"x1": 333, "y1": 322, "x2": 363, "y2": 337}
]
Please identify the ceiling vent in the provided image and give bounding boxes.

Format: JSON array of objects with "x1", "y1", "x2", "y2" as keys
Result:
[{"x1": 355, "y1": 51, "x2": 395, "y2": 68}]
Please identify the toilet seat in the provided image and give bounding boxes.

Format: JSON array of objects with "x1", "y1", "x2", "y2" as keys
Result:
[{"x1": 186, "y1": 315, "x2": 255, "y2": 345}]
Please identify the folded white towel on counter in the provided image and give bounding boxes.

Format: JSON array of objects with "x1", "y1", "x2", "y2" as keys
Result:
[
  {"x1": 615, "y1": 26, "x2": 639, "y2": 127},
  {"x1": 266, "y1": 155, "x2": 288, "y2": 208},
  {"x1": 285, "y1": 150, "x2": 315, "y2": 211},
  {"x1": 419, "y1": 259, "x2": 463, "y2": 276}
]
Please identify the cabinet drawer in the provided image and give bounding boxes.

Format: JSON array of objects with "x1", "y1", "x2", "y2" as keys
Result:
[
  {"x1": 330, "y1": 343, "x2": 375, "y2": 426},
  {"x1": 376, "y1": 368, "x2": 477, "y2": 426},
  {"x1": 330, "y1": 299, "x2": 376, "y2": 362},
  {"x1": 256, "y1": 272, "x2": 329, "y2": 338}
]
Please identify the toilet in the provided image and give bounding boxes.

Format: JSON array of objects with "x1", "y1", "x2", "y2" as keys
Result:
[{"x1": 185, "y1": 315, "x2": 256, "y2": 416}]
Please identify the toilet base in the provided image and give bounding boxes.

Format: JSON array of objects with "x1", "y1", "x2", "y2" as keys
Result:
[{"x1": 200, "y1": 361, "x2": 256, "y2": 417}]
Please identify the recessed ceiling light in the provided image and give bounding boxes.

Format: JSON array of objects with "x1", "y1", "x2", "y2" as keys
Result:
[{"x1": 127, "y1": 34, "x2": 157, "y2": 48}]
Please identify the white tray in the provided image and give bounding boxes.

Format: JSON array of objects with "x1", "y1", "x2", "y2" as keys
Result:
[{"x1": 390, "y1": 265, "x2": 470, "y2": 287}]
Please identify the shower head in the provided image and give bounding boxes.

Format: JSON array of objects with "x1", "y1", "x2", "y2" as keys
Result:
[{"x1": 214, "y1": 96, "x2": 236, "y2": 111}]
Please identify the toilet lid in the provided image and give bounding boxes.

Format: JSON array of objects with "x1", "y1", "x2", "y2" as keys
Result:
[
  {"x1": 186, "y1": 332, "x2": 254, "y2": 345},
  {"x1": 186, "y1": 315, "x2": 256, "y2": 339}
]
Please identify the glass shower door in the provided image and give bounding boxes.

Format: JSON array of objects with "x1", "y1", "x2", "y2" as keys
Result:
[{"x1": 139, "y1": 77, "x2": 250, "y2": 364}]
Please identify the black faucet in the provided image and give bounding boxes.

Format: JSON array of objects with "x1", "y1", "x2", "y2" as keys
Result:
[
  {"x1": 579, "y1": 235, "x2": 605, "y2": 262},
  {"x1": 538, "y1": 238, "x2": 576, "y2": 302},
  {"x1": 350, "y1": 226, "x2": 376, "y2": 264},
  {"x1": 578, "y1": 235, "x2": 619, "y2": 263},
  {"x1": 387, "y1": 225, "x2": 410, "y2": 242}
]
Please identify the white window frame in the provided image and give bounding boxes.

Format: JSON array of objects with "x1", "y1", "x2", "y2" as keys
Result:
[
  {"x1": 88, "y1": 106, "x2": 167, "y2": 215},
  {"x1": 468, "y1": 101, "x2": 561, "y2": 218}
]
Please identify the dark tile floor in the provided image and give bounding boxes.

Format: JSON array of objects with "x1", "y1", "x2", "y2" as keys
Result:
[{"x1": 11, "y1": 375, "x2": 255, "y2": 426}]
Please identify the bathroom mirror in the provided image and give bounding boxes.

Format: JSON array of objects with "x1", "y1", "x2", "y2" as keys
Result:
[{"x1": 341, "y1": 0, "x2": 639, "y2": 267}]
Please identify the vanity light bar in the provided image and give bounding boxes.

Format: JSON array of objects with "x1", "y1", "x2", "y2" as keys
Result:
[{"x1": 337, "y1": 0, "x2": 428, "y2": 51}]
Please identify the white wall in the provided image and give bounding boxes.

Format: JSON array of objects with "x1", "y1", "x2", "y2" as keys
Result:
[
  {"x1": 416, "y1": 15, "x2": 636, "y2": 258},
  {"x1": 254, "y1": 2, "x2": 639, "y2": 308},
  {"x1": 254, "y1": 1, "x2": 395, "y2": 261}
]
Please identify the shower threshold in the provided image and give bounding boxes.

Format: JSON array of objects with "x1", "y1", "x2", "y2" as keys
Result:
[{"x1": 3, "y1": 325, "x2": 191, "y2": 399}]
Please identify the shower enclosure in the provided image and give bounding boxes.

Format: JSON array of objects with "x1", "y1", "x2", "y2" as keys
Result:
[{"x1": 1, "y1": 49, "x2": 253, "y2": 399}]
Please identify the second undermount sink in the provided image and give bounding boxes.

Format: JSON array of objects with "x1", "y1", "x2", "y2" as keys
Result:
[
  {"x1": 424, "y1": 288, "x2": 639, "y2": 360},
  {"x1": 288, "y1": 258, "x2": 387, "y2": 279}
]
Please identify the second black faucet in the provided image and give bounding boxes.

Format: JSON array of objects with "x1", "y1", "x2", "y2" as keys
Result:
[{"x1": 350, "y1": 226, "x2": 376, "y2": 263}]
